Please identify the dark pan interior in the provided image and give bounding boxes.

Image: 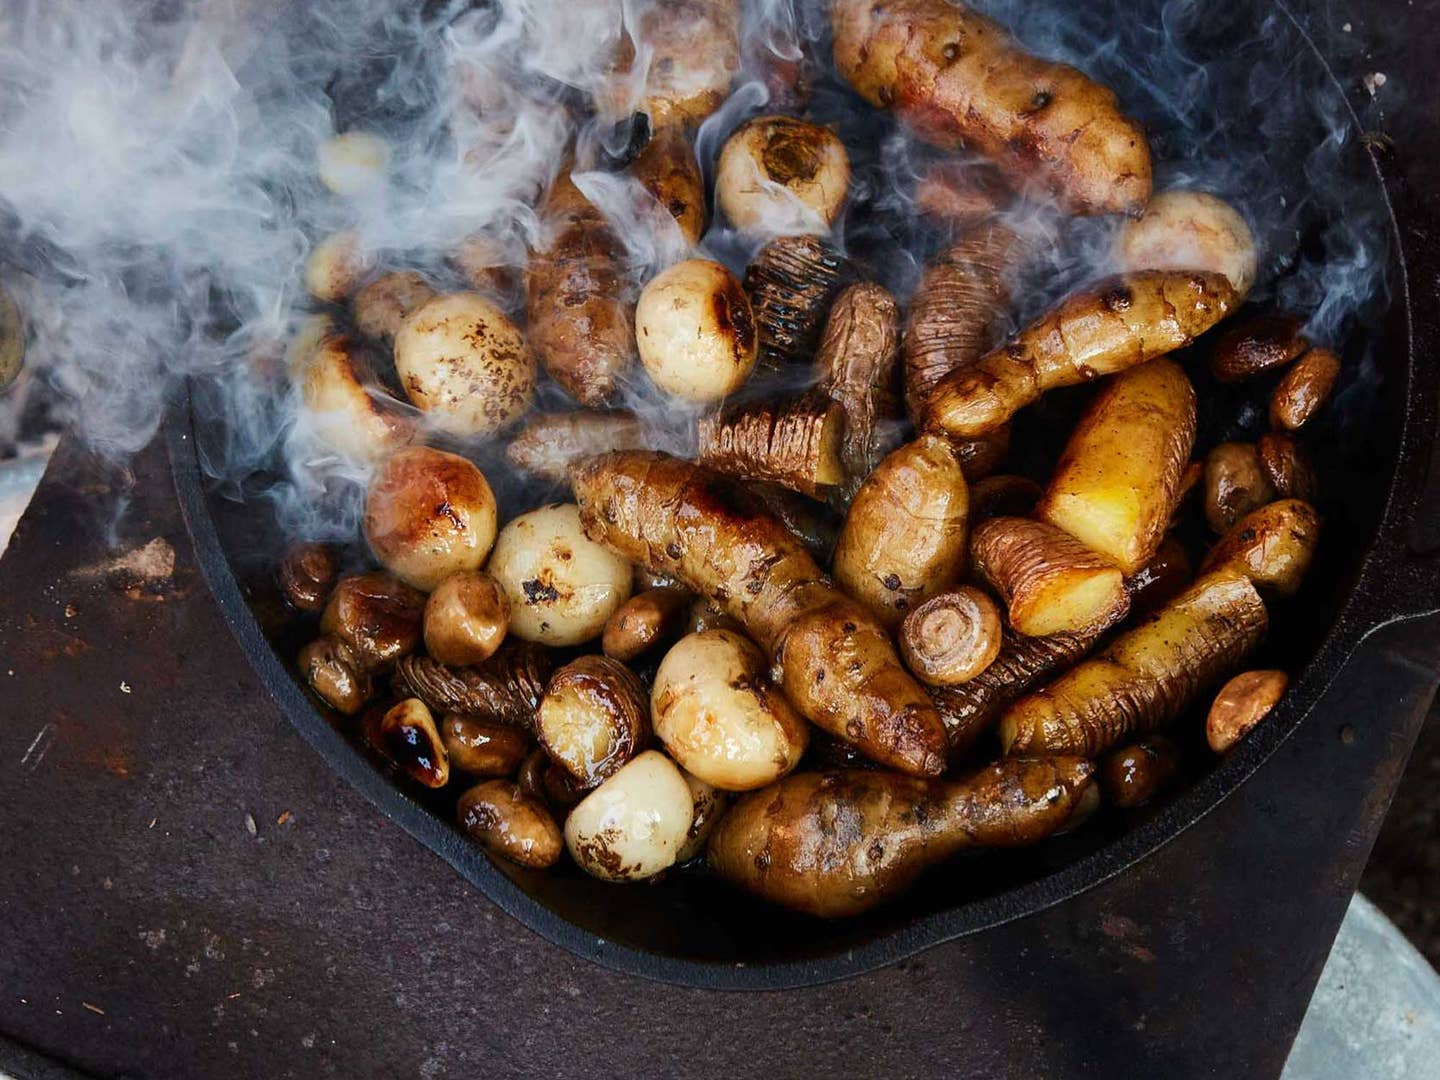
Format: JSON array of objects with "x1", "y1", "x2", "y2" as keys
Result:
[{"x1": 176, "y1": 0, "x2": 1413, "y2": 984}]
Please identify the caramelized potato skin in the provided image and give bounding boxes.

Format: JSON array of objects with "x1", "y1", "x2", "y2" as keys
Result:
[
  {"x1": 1037, "y1": 358, "x2": 1197, "y2": 575},
  {"x1": 571, "y1": 451, "x2": 947, "y2": 777},
  {"x1": 833, "y1": 434, "x2": 970, "y2": 628},
  {"x1": 971, "y1": 517, "x2": 1130, "y2": 637},
  {"x1": 831, "y1": 0, "x2": 1152, "y2": 216},
  {"x1": 925, "y1": 271, "x2": 1237, "y2": 438},
  {"x1": 708, "y1": 757, "x2": 1094, "y2": 917},
  {"x1": 999, "y1": 571, "x2": 1268, "y2": 757}
]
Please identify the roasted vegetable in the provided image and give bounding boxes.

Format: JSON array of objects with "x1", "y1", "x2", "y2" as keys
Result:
[
  {"x1": 651, "y1": 629, "x2": 809, "y2": 791},
  {"x1": 1270, "y1": 346, "x2": 1341, "y2": 431},
  {"x1": 320, "y1": 572, "x2": 425, "y2": 673},
  {"x1": 831, "y1": 0, "x2": 1152, "y2": 216},
  {"x1": 565, "y1": 750, "x2": 694, "y2": 881},
  {"x1": 393, "y1": 292, "x2": 536, "y2": 437},
  {"x1": 457, "y1": 781, "x2": 562, "y2": 869},
  {"x1": 506, "y1": 411, "x2": 646, "y2": 485},
  {"x1": 1036, "y1": 358, "x2": 1197, "y2": 574},
  {"x1": 696, "y1": 391, "x2": 845, "y2": 497},
  {"x1": 441, "y1": 714, "x2": 530, "y2": 778},
  {"x1": 487, "y1": 503, "x2": 633, "y2": 647},
  {"x1": 636, "y1": 258, "x2": 758, "y2": 402},
  {"x1": 379, "y1": 698, "x2": 449, "y2": 788},
  {"x1": 1203, "y1": 441, "x2": 1275, "y2": 534},
  {"x1": 1256, "y1": 432, "x2": 1317, "y2": 502},
  {"x1": 676, "y1": 773, "x2": 729, "y2": 862},
  {"x1": 738, "y1": 481, "x2": 842, "y2": 565},
  {"x1": 317, "y1": 131, "x2": 390, "y2": 197},
  {"x1": 298, "y1": 636, "x2": 372, "y2": 715},
  {"x1": 602, "y1": 586, "x2": 693, "y2": 662},
  {"x1": 537, "y1": 655, "x2": 650, "y2": 787},
  {"x1": 926, "y1": 271, "x2": 1237, "y2": 438},
  {"x1": 570, "y1": 451, "x2": 947, "y2": 776},
  {"x1": 600, "y1": 0, "x2": 741, "y2": 130},
  {"x1": 999, "y1": 570, "x2": 1268, "y2": 757},
  {"x1": 744, "y1": 233, "x2": 853, "y2": 370},
  {"x1": 352, "y1": 271, "x2": 436, "y2": 347},
  {"x1": 1200, "y1": 498, "x2": 1320, "y2": 599},
  {"x1": 971, "y1": 516, "x2": 1129, "y2": 637},
  {"x1": 423, "y1": 570, "x2": 510, "y2": 667},
  {"x1": 716, "y1": 115, "x2": 850, "y2": 235},
  {"x1": 1100, "y1": 736, "x2": 1179, "y2": 808},
  {"x1": 526, "y1": 170, "x2": 636, "y2": 406},
  {"x1": 902, "y1": 225, "x2": 1026, "y2": 419},
  {"x1": 628, "y1": 125, "x2": 706, "y2": 246},
  {"x1": 1207, "y1": 669, "x2": 1288, "y2": 752},
  {"x1": 899, "y1": 586, "x2": 1003, "y2": 686},
  {"x1": 391, "y1": 641, "x2": 553, "y2": 727},
  {"x1": 707, "y1": 757, "x2": 1095, "y2": 917},
  {"x1": 364, "y1": 447, "x2": 498, "y2": 592},
  {"x1": 305, "y1": 230, "x2": 371, "y2": 302},
  {"x1": 1112, "y1": 190, "x2": 1257, "y2": 297},
  {"x1": 299, "y1": 332, "x2": 416, "y2": 463},
  {"x1": 277, "y1": 543, "x2": 339, "y2": 613},
  {"x1": 813, "y1": 282, "x2": 903, "y2": 486},
  {"x1": 928, "y1": 622, "x2": 1107, "y2": 761},
  {"x1": 1210, "y1": 313, "x2": 1308, "y2": 383},
  {"x1": 833, "y1": 434, "x2": 970, "y2": 627}
]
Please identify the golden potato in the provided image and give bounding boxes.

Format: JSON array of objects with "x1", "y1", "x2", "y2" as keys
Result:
[
  {"x1": 971, "y1": 517, "x2": 1130, "y2": 637},
  {"x1": 651, "y1": 629, "x2": 809, "y2": 791},
  {"x1": 833, "y1": 434, "x2": 969, "y2": 627},
  {"x1": 716, "y1": 115, "x2": 850, "y2": 235},
  {"x1": 394, "y1": 292, "x2": 535, "y2": 437},
  {"x1": 487, "y1": 503, "x2": 632, "y2": 646},
  {"x1": 1037, "y1": 358, "x2": 1197, "y2": 575},
  {"x1": 363, "y1": 447, "x2": 498, "y2": 592},
  {"x1": 1113, "y1": 190, "x2": 1257, "y2": 298},
  {"x1": 636, "y1": 259, "x2": 758, "y2": 403}
]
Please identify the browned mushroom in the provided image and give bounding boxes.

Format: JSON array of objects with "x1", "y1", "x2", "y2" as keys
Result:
[
  {"x1": 457, "y1": 780, "x2": 562, "y2": 869},
  {"x1": 423, "y1": 571, "x2": 510, "y2": 667},
  {"x1": 277, "y1": 543, "x2": 340, "y2": 613},
  {"x1": 319, "y1": 572, "x2": 425, "y2": 673}
]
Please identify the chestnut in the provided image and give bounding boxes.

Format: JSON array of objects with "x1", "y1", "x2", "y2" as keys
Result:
[
  {"x1": 457, "y1": 780, "x2": 562, "y2": 869},
  {"x1": 319, "y1": 572, "x2": 425, "y2": 672},
  {"x1": 423, "y1": 570, "x2": 510, "y2": 666},
  {"x1": 441, "y1": 714, "x2": 531, "y2": 778},
  {"x1": 277, "y1": 542, "x2": 340, "y2": 613},
  {"x1": 298, "y1": 635, "x2": 372, "y2": 715},
  {"x1": 379, "y1": 698, "x2": 450, "y2": 788},
  {"x1": 364, "y1": 447, "x2": 498, "y2": 592}
]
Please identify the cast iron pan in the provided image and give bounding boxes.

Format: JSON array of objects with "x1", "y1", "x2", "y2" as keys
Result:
[{"x1": 168, "y1": 1, "x2": 1440, "y2": 988}]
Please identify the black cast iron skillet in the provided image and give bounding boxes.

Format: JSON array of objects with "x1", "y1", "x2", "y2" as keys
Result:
[{"x1": 167, "y1": 0, "x2": 1440, "y2": 989}]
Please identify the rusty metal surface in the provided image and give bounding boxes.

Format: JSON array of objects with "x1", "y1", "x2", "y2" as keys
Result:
[{"x1": 0, "y1": 434, "x2": 1435, "y2": 1079}]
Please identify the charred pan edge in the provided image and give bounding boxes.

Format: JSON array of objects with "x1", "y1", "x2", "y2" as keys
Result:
[{"x1": 166, "y1": 3, "x2": 1440, "y2": 991}]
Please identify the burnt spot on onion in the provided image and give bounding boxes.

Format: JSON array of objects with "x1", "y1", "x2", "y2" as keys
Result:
[{"x1": 521, "y1": 578, "x2": 560, "y2": 605}]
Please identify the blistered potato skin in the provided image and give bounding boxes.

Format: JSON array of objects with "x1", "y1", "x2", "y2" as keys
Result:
[
  {"x1": 1037, "y1": 358, "x2": 1197, "y2": 575},
  {"x1": 833, "y1": 434, "x2": 969, "y2": 628},
  {"x1": 831, "y1": 0, "x2": 1152, "y2": 216},
  {"x1": 999, "y1": 570, "x2": 1268, "y2": 757},
  {"x1": 707, "y1": 757, "x2": 1094, "y2": 917},
  {"x1": 526, "y1": 172, "x2": 636, "y2": 406},
  {"x1": 571, "y1": 451, "x2": 947, "y2": 777},
  {"x1": 925, "y1": 271, "x2": 1236, "y2": 438}
]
